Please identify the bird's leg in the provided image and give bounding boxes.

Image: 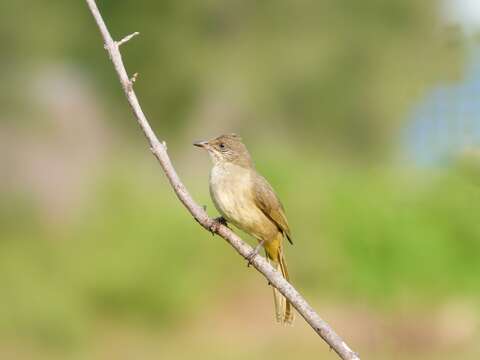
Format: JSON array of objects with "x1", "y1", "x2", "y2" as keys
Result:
[
  {"x1": 209, "y1": 216, "x2": 228, "y2": 235},
  {"x1": 247, "y1": 239, "x2": 265, "y2": 266}
]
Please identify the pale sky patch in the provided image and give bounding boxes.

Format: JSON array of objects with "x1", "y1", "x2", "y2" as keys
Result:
[{"x1": 444, "y1": 0, "x2": 480, "y2": 32}]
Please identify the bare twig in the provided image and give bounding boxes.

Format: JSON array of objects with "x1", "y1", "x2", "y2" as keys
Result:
[
  {"x1": 117, "y1": 31, "x2": 139, "y2": 47},
  {"x1": 84, "y1": 1, "x2": 360, "y2": 359}
]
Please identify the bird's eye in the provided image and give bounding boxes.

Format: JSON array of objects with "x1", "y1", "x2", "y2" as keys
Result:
[{"x1": 219, "y1": 143, "x2": 225, "y2": 150}]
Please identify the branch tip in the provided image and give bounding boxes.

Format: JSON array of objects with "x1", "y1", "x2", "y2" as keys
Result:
[{"x1": 117, "y1": 31, "x2": 140, "y2": 47}]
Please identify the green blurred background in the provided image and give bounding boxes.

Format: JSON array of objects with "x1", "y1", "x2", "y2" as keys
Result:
[{"x1": 1, "y1": 0, "x2": 479, "y2": 359}]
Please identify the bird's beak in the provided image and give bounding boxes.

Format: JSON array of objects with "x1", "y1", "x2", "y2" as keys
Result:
[{"x1": 193, "y1": 140, "x2": 208, "y2": 148}]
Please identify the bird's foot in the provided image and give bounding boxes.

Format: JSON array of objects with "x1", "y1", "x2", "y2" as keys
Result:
[
  {"x1": 215, "y1": 216, "x2": 228, "y2": 226},
  {"x1": 209, "y1": 216, "x2": 228, "y2": 235},
  {"x1": 247, "y1": 240, "x2": 265, "y2": 267}
]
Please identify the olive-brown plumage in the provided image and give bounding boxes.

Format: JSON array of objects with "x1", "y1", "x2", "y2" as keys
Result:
[{"x1": 194, "y1": 134, "x2": 294, "y2": 324}]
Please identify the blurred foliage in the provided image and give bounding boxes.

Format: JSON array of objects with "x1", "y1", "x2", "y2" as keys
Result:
[
  {"x1": 0, "y1": 154, "x2": 479, "y2": 347},
  {"x1": 0, "y1": 0, "x2": 465, "y2": 157}
]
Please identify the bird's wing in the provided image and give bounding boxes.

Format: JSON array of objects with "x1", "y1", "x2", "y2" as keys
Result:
[{"x1": 252, "y1": 173, "x2": 293, "y2": 244}]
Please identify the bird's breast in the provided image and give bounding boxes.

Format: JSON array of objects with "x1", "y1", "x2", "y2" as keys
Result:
[{"x1": 209, "y1": 164, "x2": 274, "y2": 239}]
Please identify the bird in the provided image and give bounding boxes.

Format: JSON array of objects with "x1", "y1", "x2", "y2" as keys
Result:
[{"x1": 194, "y1": 133, "x2": 294, "y2": 324}]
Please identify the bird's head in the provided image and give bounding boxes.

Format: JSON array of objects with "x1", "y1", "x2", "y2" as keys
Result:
[{"x1": 194, "y1": 133, "x2": 252, "y2": 168}]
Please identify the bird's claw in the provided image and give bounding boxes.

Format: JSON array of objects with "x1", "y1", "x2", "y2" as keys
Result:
[
  {"x1": 246, "y1": 252, "x2": 257, "y2": 267},
  {"x1": 246, "y1": 240, "x2": 265, "y2": 267},
  {"x1": 215, "y1": 216, "x2": 228, "y2": 226},
  {"x1": 209, "y1": 216, "x2": 228, "y2": 235}
]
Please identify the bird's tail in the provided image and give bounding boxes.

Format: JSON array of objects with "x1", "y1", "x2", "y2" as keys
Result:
[{"x1": 271, "y1": 250, "x2": 294, "y2": 324}]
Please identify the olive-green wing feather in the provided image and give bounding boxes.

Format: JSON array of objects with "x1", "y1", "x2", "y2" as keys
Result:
[{"x1": 252, "y1": 173, "x2": 293, "y2": 244}]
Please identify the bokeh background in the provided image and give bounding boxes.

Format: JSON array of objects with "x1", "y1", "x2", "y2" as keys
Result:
[{"x1": 1, "y1": 0, "x2": 479, "y2": 359}]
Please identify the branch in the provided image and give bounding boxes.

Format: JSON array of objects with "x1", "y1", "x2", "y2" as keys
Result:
[{"x1": 84, "y1": 1, "x2": 360, "y2": 359}]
